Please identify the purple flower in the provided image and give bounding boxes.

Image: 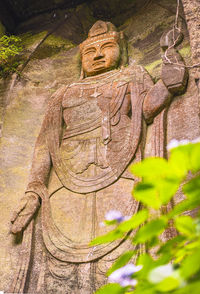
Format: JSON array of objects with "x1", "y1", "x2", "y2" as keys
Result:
[
  {"x1": 167, "y1": 139, "x2": 189, "y2": 150},
  {"x1": 105, "y1": 210, "x2": 125, "y2": 223},
  {"x1": 108, "y1": 264, "x2": 143, "y2": 287},
  {"x1": 167, "y1": 137, "x2": 200, "y2": 151}
]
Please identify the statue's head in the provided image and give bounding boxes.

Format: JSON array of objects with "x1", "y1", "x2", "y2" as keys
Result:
[{"x1": 79, "y1": 21, "x2": 127, "y2": 78}]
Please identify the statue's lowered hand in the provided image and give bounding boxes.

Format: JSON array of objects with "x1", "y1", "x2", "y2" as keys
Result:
[{"x1": 11, "y1": 193, "x2": 40, "y2": 234}]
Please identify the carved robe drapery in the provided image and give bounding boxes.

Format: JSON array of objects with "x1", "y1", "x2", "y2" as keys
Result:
[{"x1": 10, "y1": 65, "x2": 171, "y2": 294}]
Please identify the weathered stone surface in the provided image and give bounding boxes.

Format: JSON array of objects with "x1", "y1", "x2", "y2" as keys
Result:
[
  {"x1": 0, "y1": 0, "x2": 199, "y2": 292},
  {"x1": 181, "y1": 0, "x2": 200, "y2": 78}
]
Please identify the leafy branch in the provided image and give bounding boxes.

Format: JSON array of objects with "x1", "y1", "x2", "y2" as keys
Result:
[{"x1": 92, "y1": 139, "x2": 200, "y2": 294}]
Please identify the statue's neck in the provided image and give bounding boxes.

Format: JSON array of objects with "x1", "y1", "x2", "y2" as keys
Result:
[{"x1": 83, "y1": 68, "x2": 121, "y2": 81}]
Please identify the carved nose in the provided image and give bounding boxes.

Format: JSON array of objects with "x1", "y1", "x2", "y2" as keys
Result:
[{"x1": 94, "y1": 50, "x2": 104, "y2": 60}]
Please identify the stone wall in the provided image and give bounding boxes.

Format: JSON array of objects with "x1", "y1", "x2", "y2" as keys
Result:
[
  {"x1": 181, "y1": 0, "x2": 200, "y2": 78},
  {"x1": 0, "y1": 0, "x2": 199, "y2": 291}
]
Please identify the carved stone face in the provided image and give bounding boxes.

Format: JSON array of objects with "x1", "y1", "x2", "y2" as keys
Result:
[{"x1": 81, "y1": 39, "x2": 120, "y2": 76}]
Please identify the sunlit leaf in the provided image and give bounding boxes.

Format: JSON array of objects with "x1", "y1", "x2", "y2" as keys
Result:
[
  {"x1": 168, "y1": 197, "x2": 200, "y2": 218},
  {"x1": 118, "y1": 210, "x2": 149, "y2": 232},
  {"x1": 175, "y1": 215, "x2": 196, "y2": 237},
  {"x1": 169, "y1": 146, "x2": 191, "y2": 178},
  {"x1": 107, "y1": 251, "x2": 136, "y2": 276},
  {"x1": 183, "y1": 176, "x2": 200, "y2": 200},
  {"x1": 155, "y1": 276, "x2": 180, "y2": 292},
  {"x1": 157, "y1": 177, "x2": 180, "y2": 205},
  {"x1": 158, "y1": 235, "x2": 186, "y2": 255},
  {"x1": 130, "y1": 157, "x2": 169, "y2": 179},
  {"x1": 95, "y1": 283, "x2": 125, "y2": 294},
  {"x1": 133, "y1": 178, "x2": 179, "y2": 210},
  {"x1": 174, "y1": 281, "x2": 200, "y2": 294},
  {"x1": 181, "y1": 250, "x2": 200, "y2": 279},
  {"x1": 133, "y1": 217, "x2": 167, "y2": 244},
  {"x1": 133, "y1": 182, "x2": 161, "y2": 209},
  {"x1": 190, "y1": 143, "x2": 200, "y2": 173},
  {"x1": 90, "y1": 229, "x2": 125, "y2": 245}
]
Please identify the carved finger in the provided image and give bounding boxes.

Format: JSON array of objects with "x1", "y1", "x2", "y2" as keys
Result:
[
  {"x1": 19, "y1": 200, "x2": 39, "y2": 216},
  {"x1": 11, "y1": 198, "x2": 28, "y2": 223},
  {"x1": 11, "y1": 213, "x2": 33, "y2": 234},
  {"x1": 11, "y1": 211, "x2": 18, "y2": 223},
  {"x1": 11, "y1": 204, "x2": 27, "y2": 223},
  {"x1": 11, "y1": 197, "x2": 40, "y2": 233}
]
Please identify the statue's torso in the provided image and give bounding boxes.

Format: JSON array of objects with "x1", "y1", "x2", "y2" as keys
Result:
[
  {"x1": 53, "y1": 70, "x2": 136, "y2": 193},
  {"x1": 62, "y1": 78, "x2": 131, "y2": 138}
]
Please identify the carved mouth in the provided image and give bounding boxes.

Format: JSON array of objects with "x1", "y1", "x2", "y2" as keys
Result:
[{"x1": 93, "y1": 61, "x2": 105, "y2": 66}]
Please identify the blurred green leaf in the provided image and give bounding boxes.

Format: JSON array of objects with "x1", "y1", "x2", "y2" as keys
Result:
[
  {"x1": 90, "y1": 229, "x2": 125, "y2": 245},
  {"x1": 133, "y1": 178, "x2": 179, "y2": 210},
  {"x1": 168, "y1": 197, "x2": 200, "y2": 219},
  {"x1": 185, "y1": 240, "x2": 200, "y2": 250},
  {"x1": 137, "y1": 254, "x2": 155, "y2": 279},
  {"x1": 168, "y1": 146, "x2": 191, "y2": 178},
  {"x1": 190, "y1": 143, "x2": 200, "y2": 173},
  {"x1": 133, "y1": 217, "x2": 167, "y2": 244},
  {"x1": 133, "y1": 182, "x2": 161, "y2": 209},
  {"x1": 95, "y1": 283, "x2": 125, "y2": 294},
  {"x1": 183, "y1": 176, "x2": 200, "y2": 200},
  {"x1": 133, "y1": 283, "x2": 156, "y2": 294},
  {"x1": 156, "y1": 276, "x2": 180, "y2": 292},
  {"x1": 118, "y1": 210, "x2": 149, "y2": 232},
  {"x1": 130, "y1": 157, "x2": 169, "y2": 179},
  {"x1": 107, "y1": 251, "x2": 135, "y2": 276},
  {"x1": 157, "y1": 177, "x2": 180, "y2": 206},
  {"x1": 158, "y1": 235, "x2": 185, "y2": 256},
  {"x1": 174, "y1": 281, "x2": 200, "y2": 294},
  {"x1": 175, "y1": 216, "x2": 196, "y2": 237},
  {"x1": 180, "y1": 250, "x2": 200, "y2": 279}
]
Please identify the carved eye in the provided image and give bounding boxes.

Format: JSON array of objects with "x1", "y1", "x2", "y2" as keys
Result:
[
  {"x1": 102, "y1": 43, "x2": 116, "y2": 50},
  {"x1": 83, "y1": 48, "x2": 96, "y2": 56}
]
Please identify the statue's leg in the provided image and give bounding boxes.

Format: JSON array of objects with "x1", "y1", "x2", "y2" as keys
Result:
[{"x1": 34, "y1": 172, "x2": 138, "y2": 293}]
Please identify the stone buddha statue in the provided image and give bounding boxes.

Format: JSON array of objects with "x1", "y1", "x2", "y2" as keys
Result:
[{"x1": 10, "y1": 21, "x2": 187, "y2": 294}]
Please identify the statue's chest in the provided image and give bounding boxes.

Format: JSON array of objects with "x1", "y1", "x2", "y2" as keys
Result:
[{"x1": 62, "y1": 83, "x2": 113, "y2": 126}]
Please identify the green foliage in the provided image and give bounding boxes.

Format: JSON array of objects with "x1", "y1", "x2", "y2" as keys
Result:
[
  {"x1": 107, "y1": 251, "x2": 136, "y2": 276},
  {"x1": 0, "y1": 35, "x2": 23, "y2": 77},
  {"x1": 92, "y1": 141, "x2": 200, "y2": 294},
  {"x1": 96, "y1": 283, "x2": 125, "y2": 294}
]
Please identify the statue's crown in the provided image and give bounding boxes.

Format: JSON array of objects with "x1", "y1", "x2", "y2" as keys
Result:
[{"x1": 80, "y1": 20, "x2": 121, "y2": 53}]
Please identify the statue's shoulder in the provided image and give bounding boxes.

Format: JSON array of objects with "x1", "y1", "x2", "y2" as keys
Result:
[
  {"x1": 121, "y1": 64, "x2": 150, "y2": 80},
  {"x1": 118, "y1": 65, "x2": 154, "y2": 90},
  {"x1": 51, "y1": 85, "x2": 69, "y2": 99},
  {"x1": 48, "y1": 85, "x2": 69, "y2": 108}
]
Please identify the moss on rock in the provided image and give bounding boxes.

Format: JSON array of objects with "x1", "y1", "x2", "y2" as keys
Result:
[
  {"x1": 20, "y1": 31, "x2": 75, "y2": 60},
  {"x1": 179, "y1": 45, "x2": 191, "y2": 59},
  {"x1": 145, "y1": 59, "x2": 162, "y2": 76}
]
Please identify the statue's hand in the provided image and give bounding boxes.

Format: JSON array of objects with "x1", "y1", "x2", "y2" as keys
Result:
[
  {"x1": 161, "y1": 49, "x2": 188, "y2": 95},
  {"x1": 11, "y1": 193, "x2": 40, "y2": 234}
]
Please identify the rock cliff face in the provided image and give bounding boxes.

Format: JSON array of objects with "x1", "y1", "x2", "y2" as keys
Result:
[{"x1": 0, "y1": 0, "x2": 199, "y2": 292}]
